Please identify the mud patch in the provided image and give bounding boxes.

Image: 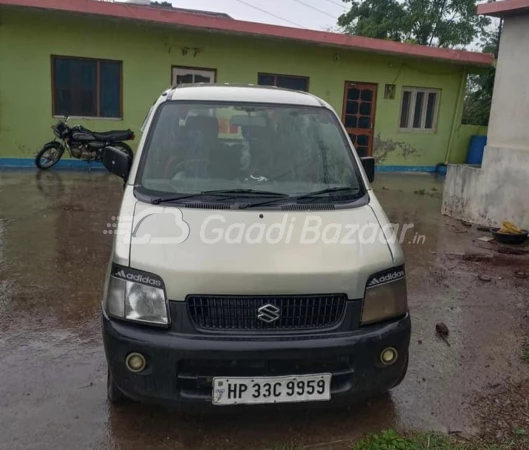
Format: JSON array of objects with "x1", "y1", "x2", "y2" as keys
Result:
[
  {"x1": 473, "y1": 379, "x2": 529, "y2": 447},
  {"x1": 414, "y1": 188, "x2": 442, "y2": 199},
  {"x1": 373, "y1": 133, "x2": 418, "y2": 164}
]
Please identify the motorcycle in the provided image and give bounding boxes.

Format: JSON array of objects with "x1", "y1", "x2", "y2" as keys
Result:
[{"x1": 35, "y1": 117, "x2": 135, "y2": 170}]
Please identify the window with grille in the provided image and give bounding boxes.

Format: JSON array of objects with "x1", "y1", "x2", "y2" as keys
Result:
[
  {"x1": 258, "y1": 73, "x2": 309, "y2": 92},
  {"x1": 399, "y1": 87, "x2": 440, "y2": 132},
  {"x1": 172, "y1": 66, "x2": 216, "y2": 85},
  {"x1": 52, "y1": 56, "x2": 122, "y2": 118}
]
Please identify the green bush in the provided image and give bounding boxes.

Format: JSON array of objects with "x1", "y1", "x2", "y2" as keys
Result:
[{"x1": 354, "y1": 430, "x2": 420, "y2": 450}]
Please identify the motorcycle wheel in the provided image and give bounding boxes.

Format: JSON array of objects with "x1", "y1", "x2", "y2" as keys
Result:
[
  {"x1": 35, "y1": 142, "x2": 65, "y2": 170},
  {"x1": 113, "y1": 142, "x2": 134, "y2": 160}
]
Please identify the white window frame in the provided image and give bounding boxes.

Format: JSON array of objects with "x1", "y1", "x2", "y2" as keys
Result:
[
  {"x1": 399, "y1": 87, "x2": 440, "y2": 132},
  {"x1": 171, "y1": 66, "x2": 216, "y2": 85}
]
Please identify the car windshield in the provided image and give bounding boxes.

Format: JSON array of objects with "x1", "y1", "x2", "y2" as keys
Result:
[{"x1": 137, "y1": 101, "x2": 365, "y2": 204}]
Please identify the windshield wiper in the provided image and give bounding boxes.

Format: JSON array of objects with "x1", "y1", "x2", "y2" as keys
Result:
[
  {"x1": 241, "y1": 187, "x2": 362, "y2": 209},
  {"x1": 151, "y1": 189, "x2": 288, "y2": 205},
  {"x1": 295, "y1": 187, "x2": 361, "y2": 201},
  {"x1": 239, "y1": 197, "x2": 294, "y2": 209},
  {"x1": 151, "y1": 193, "x2": 214, "y2": 205}
]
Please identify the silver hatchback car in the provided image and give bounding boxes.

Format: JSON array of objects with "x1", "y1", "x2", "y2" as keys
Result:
[{"x1": 101, "y1": 85, "x2": 410, "y2": 407}]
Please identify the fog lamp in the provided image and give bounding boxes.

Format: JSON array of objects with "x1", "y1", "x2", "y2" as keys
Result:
[
  {"x1": 380, "y1": 347, "x2": 398, "y2": 366},
  {"x1": 126, "y1": 353, "x2": 146, "y2": 373}
]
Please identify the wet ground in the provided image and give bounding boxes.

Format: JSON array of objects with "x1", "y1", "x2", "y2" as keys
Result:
[{"x1": 1, "y1": 170, "x2": 528, "y2": 450}]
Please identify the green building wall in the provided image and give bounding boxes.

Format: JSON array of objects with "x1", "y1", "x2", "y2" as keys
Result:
[{"x1": 0, "y1": 8, "x2": 481, "y2": 169}]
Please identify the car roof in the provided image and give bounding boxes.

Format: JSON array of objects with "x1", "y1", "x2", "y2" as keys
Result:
[{"x1": 166, "y1": 84, "x2": 325, "y2": 107}]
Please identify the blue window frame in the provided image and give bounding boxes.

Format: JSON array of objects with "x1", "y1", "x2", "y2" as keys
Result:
[{"x1": 52, "y1": 56, "x2": 122, "y2": 118}]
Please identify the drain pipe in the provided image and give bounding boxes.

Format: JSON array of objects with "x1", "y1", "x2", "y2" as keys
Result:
[{"x1": 444, "y1": 66, "x2": 467, "y2": 165}]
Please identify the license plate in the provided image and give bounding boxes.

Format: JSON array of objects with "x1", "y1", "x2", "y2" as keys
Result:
[{"x1": 212, "y1": 374, "x2": 331, "y2": 405}]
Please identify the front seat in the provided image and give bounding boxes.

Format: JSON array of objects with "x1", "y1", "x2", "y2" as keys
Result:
[{"x1": 184, "y1": 116, "x2": 239, "y2": 180}]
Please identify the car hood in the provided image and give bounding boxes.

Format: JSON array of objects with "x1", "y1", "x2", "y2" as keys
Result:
[{"x1": 125, "y1": 200, "x2": 395, "y2": 300}]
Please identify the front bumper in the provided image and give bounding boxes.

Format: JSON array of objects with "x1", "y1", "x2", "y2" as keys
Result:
[{"x1": 102, "y1": 311, "x2": 411, "y2": 406}]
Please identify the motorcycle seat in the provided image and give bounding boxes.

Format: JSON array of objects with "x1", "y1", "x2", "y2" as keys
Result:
[{"x1": 92, "y1": 129, "x2": 134, "y2": 142}]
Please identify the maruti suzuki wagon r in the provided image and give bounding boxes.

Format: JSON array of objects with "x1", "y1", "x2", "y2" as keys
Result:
[{"x1": 101, "y1": 85, "x2": 410, "y2": 407}]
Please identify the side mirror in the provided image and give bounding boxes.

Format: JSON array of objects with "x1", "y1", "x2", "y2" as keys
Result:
[
  {"x1": 102, "y1": 146, "x2": 132, "y2": 181},
  {"x1": 361, "y1": 156, "x2": 375, "y2": 183}
]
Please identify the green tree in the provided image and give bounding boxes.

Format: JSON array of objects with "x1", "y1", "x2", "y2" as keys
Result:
[
  {"x1": 338, "y1": 0, "x2": 490, "y2": 48},
  {"x1": 150, "y1": 1, "x2": 173, "y2": 8},
  {"x1": 338, "y1": 0, "x2": 408, "y2": 41},
  {"x1": 462, "y1": 21, "x2": 502, "y2": 126}
]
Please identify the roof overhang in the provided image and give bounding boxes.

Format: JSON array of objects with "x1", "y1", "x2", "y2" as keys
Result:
[
  {"x1": 478, "y1": 0, "x2": 529, "y2": 17},
  {"x1": 0, "y1": 0, "x2": 493, "y2": 67}
]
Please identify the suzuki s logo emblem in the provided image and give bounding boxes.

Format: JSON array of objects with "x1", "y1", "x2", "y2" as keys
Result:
[{"x1": 257, "y1": 304, "x2": 281, "y2": 323}]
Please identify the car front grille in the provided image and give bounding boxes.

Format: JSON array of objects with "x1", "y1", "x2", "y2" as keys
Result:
[{"x1": 187, "y1": 294, "x2": 347, "y2": 331}]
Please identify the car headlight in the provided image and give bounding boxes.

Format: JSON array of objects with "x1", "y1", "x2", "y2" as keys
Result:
[
  {"x1": 361, "y1": 266, "x2": 407, "y2": 325},
  {"x1": 104, "y1": 265, "x2": 168, "y2": 326}
]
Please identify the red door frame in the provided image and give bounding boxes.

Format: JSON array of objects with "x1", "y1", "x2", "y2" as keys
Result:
[{"x1": 341, "y1": 81, "x2": 378, "y2": 157}]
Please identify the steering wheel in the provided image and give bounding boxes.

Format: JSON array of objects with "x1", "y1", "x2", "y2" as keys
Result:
[
  {"x1": 163, "y1": 156, "x2": 179, "y2": 179},
  {"x1": 169, "y1": 158, "x2": 212, "y2": 177}
]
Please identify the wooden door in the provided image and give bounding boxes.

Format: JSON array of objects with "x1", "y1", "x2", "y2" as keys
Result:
[{"x1": 342, "y1": 82, "x2": 378, "y2": 157}]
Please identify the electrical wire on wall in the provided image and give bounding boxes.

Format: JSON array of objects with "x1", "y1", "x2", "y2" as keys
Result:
[
  {"x1": 391, "y1": 64, "x2": 405, "y2": 85},
  {"x1": 389, "y1": 62, "x2": 462, "y2": 85},
  {"x1": 403, "y1": 63, "x2": 461, "y2": 76}
]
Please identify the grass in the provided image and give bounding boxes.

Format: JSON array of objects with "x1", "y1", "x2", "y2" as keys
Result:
[
  {"x1": 264, "y1": 429, "x2": 528, "y2": 450},
  {"x1": 521, "y1": 347, "x2": 529, "y2": 363},
  {"x1": 353, "y1": 430, "x2": 526, "y2": 450},
  {"x1": 512, "y1": 426, "x2": 527, "y2": 437},
  {"x1": 265, "y1": 446, "x2": 301, "y2": 450},
  {"x1": 355, "y1": 430, "x2": 466, "y2": 450}
]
